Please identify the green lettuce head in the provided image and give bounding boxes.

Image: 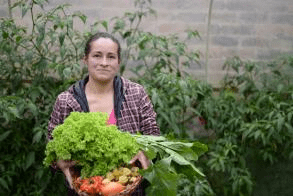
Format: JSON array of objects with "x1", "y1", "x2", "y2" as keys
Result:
[{"x1": 44, "y1": 112, "x2": 140, "y2": 178}]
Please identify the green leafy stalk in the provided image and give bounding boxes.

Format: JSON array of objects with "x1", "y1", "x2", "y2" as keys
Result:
[{"x1": 134, "y1": 135, "x2": 208, "y2": 195}]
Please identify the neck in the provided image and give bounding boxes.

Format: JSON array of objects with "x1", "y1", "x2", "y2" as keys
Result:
[{"x1": 86, "y1": 77, "x2": 115, "y2": 95}]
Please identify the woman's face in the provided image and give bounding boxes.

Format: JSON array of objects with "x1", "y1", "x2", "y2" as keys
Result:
[{"x1": 84, "y1": 38, "x2": 120, "y2": 83}]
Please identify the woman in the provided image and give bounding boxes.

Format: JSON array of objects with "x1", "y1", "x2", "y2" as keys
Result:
[{"x1": 47, "y1": 32, "x2": 160, "y2": 195}]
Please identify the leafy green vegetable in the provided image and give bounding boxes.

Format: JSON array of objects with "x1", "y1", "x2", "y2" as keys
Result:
[
  {"x1": 144, "y1": 160, "x2": 179, "y2": 196},
  {"x1": 43, "y1": 112, "x2": 140, "y2": 178},
  {"x1": 44, "y1": 112, "x2": 208, "y2": 195},
  {"x1": 135, "y1": 135, "x2": 208, "y2": 195}
]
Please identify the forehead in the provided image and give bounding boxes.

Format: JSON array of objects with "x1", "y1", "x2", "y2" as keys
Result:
[{"x1": 90, "y1": 38, "x2": 118, "y2": 54}]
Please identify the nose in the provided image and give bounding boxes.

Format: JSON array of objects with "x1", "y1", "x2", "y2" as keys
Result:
[{"x1": 100, "y1": 57, "x2": 108, "y2": 67}]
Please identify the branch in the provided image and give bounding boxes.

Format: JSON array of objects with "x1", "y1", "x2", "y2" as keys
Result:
[
  {"x1": 30, "y1": 1, "x2": 35, "y2": 34},
  {"x1": 61, "y1": 8, "x2": 79, "y2": 63},
  {"x1": 7, "y1": 0, "x2": 12, "y2": 18},
  {"x1": 123, "y1": 5, "x2": 144, "y2": 76},
  {"x1": 205, "y1": 0, "x2": 214, "y2": 82},
  {"x1": 29, "y1": 1, "x2": 45, "y2": 58}
]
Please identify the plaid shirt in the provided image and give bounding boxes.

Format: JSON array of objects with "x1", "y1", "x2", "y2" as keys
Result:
[{"x1": 47, "y1": 76, "x2": 160, "y2": 196}]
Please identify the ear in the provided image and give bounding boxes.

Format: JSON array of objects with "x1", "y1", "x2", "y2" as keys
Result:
[
  {"x1": 82, "y1": 56, "x2": 87, "y2": 65},
  {"x1": 117, "y1": 60, "x2": 121, "y2": 71}
]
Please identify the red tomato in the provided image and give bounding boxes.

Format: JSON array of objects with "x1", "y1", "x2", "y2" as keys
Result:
[
  {"x1": 100, "y1": 182, "x2": 125, "y2": 196},
  {"x1": 79, "y1": 176, "x2": 104, "y2": 194}
]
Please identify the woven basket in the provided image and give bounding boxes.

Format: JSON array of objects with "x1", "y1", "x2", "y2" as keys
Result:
[
  {"x1": 71, "y1": 167, "x2": 143, "y2": 196},
  {"x1": 111, "y1": 175, "x2": 142, "y2": 196}
]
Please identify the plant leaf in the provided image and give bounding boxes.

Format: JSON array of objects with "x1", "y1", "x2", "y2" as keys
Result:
[
  {"x1": 164, "y1": 148, "x2": 205, "y2": 177},
  {"x1": 28, "y1": 102, "x2": 38, "y2": 116},
  {"x1": 0, "y1": 131, "x2": 12, "y2": 142},
  {"x1": 144, "y1": 145, "x2": 157, "y2": 160},
  {"x1": 79, "y1": 14, "x2": 87, "y2": 24},
  {"x1": 63, "y1": 67, "x2": 71, "y2": 78},
  {"x1": 33, "y1": 131, "x2": 43, "y2": 144},
  {"x1": 143, "y1": 160, "x2": 179, "y2": 196},
  {"x1": 0, "y1": 178, "x2": 9, "y2": 190},
  {"x1": 59, "y1": 32, "x2": 65, "y2": 46},
  {"x1": 102, "y1": 20, "x2": 108, "y2": 31},
  {"x1": 73, "y1": 11, "x2": 87, "y2": 24},
  {"x1": 21, "y1": 4, "x2": 29, "y2": 18},
  {"x1": 25, "y1": 152, "x2": 35, "y2": 171}
]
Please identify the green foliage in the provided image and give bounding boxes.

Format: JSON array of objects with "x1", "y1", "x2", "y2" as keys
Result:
[
  {"x1": 134, "y1": 72, "x2": 213, "y2": 138},
  {"x1": 1, "y1": 3, "x2": 87, "y2": 85},
  {"x1": 5, "y1": 0, "x2": 293, "y2": 195},
  {"x1": 177, "y1": 175, "x2": 215, "y2": 196},
  {"x1": 196, "y1": 55, "x2": 293, "y2": 195},
  {"x1": 0, "y1": 79, "x2": 70, "y2": 195},
  {"x1": 44, "y1": 112, "x2": 140, "y2": 178},
  {"x1": 0, "y1": 0, "x2": 88, "y2": 194},
  {"x1": 135, "y1": 135, "x2": 208, "y2": 195}
]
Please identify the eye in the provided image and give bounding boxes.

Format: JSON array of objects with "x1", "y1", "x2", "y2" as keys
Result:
[
  {"x1": 94, "y1": 53, "x2": 101, "y2": 57},
  {"x1": 109, "y1": 56, "x2": 116, "y2": 59}
]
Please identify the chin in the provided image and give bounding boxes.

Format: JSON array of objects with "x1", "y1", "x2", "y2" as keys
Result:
[{"x1": 92, "y1": 75, "x2": 113, "y2": 83}]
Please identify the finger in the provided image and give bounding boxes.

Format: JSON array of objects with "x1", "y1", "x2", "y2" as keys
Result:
[
  {"x1": 140, "y1": 157, "x2": 150, "y2": 169},
  {"x1": 64, "y1": 168, "x2": 73, "y2": 189},
  {"x1": 139, "y1": 152, "x2": 150, "y2": 169},
  {"x1": 68, "y1": 161, "x2": 76, "y2": 167},
  {"x1": 141, "y1": 162, "x2": 148, "y2": 169},
  {"x1": 129, "y1": 154, "x2": 138, "y2": 164}
]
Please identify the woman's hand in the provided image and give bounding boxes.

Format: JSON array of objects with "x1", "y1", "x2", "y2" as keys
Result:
[
  {"x1": 129, "y1": 151, "x2": 150, "y2": 169},
  {"x1": 56, "y1": 160, "x2": 76, "y2": 189}
]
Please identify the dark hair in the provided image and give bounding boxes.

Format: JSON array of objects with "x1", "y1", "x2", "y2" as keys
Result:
[{"x1": 84, "y1": 32, "x2": 121, "y2": 62}]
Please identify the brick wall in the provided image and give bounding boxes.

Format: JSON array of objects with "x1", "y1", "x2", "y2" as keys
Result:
[{"x1": 1, "y1": 0, "x2": 293, "y2": 86}]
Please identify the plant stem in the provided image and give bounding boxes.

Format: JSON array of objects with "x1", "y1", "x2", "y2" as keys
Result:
[
  {"x1": 122, "y1": 2, "x2": 144, "y2": 76},
  {"x1": 7, "y1": 0, "x2": 12, "y2": 18},
  {"x1": 205, "y1": 0, "x2": 214, "y2": 82},
  {"x1": 30, "y1": 1, "x2": 35, "y2": 34},
  {"x1": 62, "y1": 8, "x2": 79, "y2": 63},
  {"x1": 29, "y1": 1, "x2": 44, "y2": 59}
]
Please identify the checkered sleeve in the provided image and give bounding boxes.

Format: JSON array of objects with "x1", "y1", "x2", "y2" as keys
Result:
[
  {"x1": 138, "y1": 87, "x2": 160, "y2": 136},
  {"x1": 48, "y1": 97, "x2": 62, "y2": 140},
  {"x1": 47, "y1": 92, "x2": 73, "y2": 140},
  {"x1": 47, "y1": 95, "x2": 63, "y2": 171}
]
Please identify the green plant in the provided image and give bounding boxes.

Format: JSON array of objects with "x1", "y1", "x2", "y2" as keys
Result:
[
  {"x1": 177, "y1": 174, "x2": 215, "y2": 196},
  {"x1": 0, "y1": 0, "x2": 90, "y2": 194},
  {"x1": 135, "y1": 72, "x2": 212, "y2": 138},
  {"x1": 0, "y1": 0, "x2": 214, "y2": 195},
  {"x1": 0, "y1": 80, "x2": 71, "y2": 195},
  {"x1": 136, "y1": 135, "x2": 208, "y2": 196},
  {"x1": 196, "y1": 55, "x2": 293, "y2": 195}
]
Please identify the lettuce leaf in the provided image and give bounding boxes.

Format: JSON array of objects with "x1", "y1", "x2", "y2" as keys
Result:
[
  {"x1": 135, "y1": 134, "x2": 208, "y2": 194},
  {"x1": 44, "y1": 112, "x2": 140, "y2": 177}
]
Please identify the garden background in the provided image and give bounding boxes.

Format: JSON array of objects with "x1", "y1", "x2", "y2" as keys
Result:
[{"x1": 1, "y1": 0, "x2": 293, "y2": 195}]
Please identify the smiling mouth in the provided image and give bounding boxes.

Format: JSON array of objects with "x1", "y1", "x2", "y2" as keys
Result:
[{"x1": 97, "y1": 69, "x2": 109, "y2": 72}]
